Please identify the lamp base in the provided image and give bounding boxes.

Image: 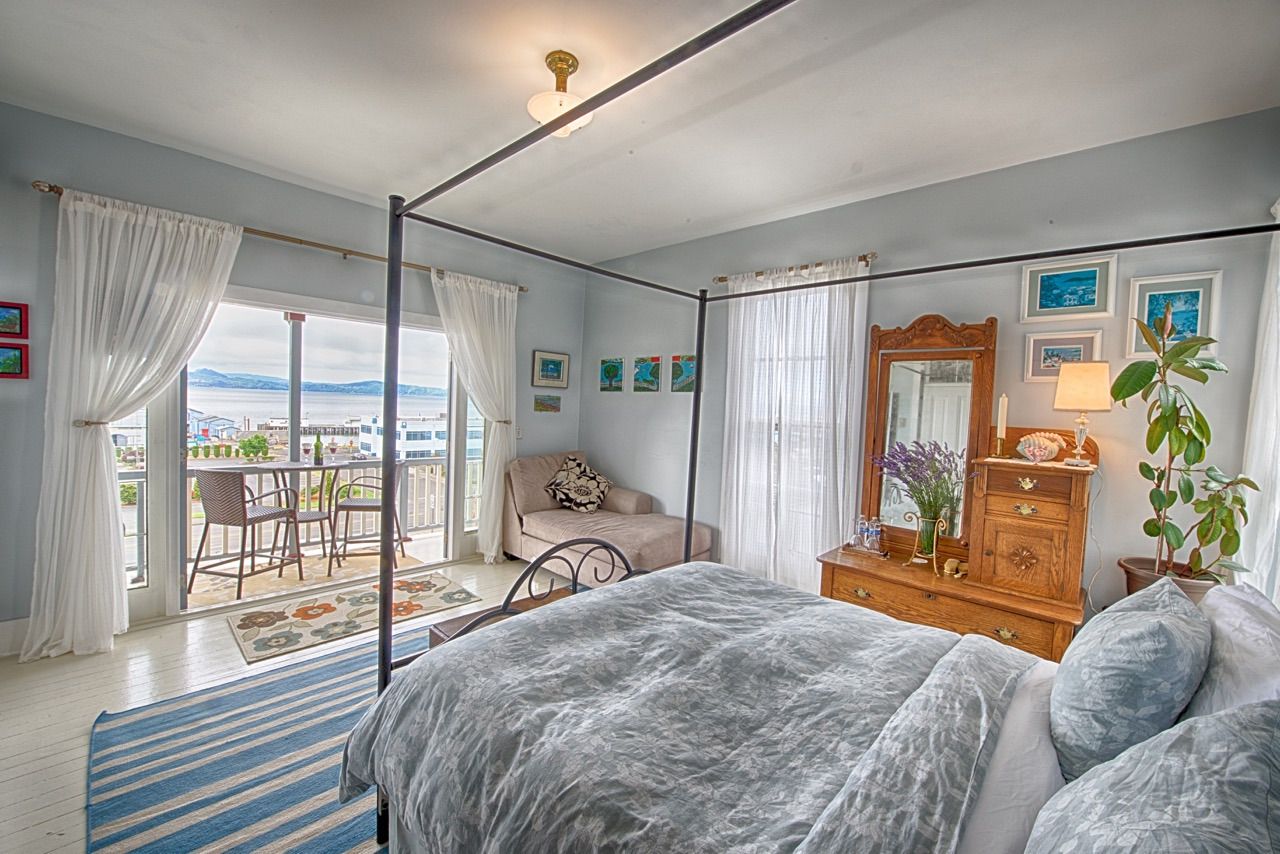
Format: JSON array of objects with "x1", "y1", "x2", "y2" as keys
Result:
[{"x1": 1062, "y1": 456, "x2": 1092, "y2": 467}]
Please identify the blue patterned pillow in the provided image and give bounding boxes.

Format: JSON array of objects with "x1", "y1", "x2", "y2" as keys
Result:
[
  {"x1": 1049, "y1": 577, "x2": 1210, "y2": 781},
  {"x1": 1027, "y1": 700, "x2": 1280, "y2": 853}
]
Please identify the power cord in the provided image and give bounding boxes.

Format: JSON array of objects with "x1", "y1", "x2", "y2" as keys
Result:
[{"x1": 1084, "y1": 466, "x2": 1107, "y2": 616}]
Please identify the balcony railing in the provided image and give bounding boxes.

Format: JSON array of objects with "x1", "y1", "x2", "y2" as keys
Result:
[{"x1": 116, "y1": 457, "x2": 484, "y2": 583}]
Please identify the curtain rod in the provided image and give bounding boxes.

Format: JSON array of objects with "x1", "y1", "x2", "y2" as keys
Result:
[
  {"x1": 713, "y1": 252, "x2": 878, "y2": 283},
  {"x1": 29, "y1": 181, "x2": 528, "y2": 293},
  {"x1": 704, "y1": 222, "x2": 1280, "y2": 303}
]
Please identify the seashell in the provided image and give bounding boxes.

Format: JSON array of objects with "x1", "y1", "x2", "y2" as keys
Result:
[{"x1": 1016, "y1": 431, "x2": 1067, "y2": 463}]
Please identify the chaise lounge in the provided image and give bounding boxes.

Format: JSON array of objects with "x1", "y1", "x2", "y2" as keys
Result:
[{"x1": 503, "y1": 451, "x2": 712, "y2": 581}]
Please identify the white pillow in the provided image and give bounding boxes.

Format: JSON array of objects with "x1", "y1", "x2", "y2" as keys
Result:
[
  {"x1": 957, "y1": 660, "x2": 1065, "y2": 854},
  {"x1": 1181, "y1": 582, "x2": 1280, "y2": 719}
]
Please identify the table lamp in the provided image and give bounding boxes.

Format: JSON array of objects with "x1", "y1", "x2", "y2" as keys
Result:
[{"x1": 1053, "y1": 362, "x2": 1111, "y2": 467}]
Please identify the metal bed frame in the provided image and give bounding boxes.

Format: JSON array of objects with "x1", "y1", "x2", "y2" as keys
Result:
[{"x1": 366, "y1": 0, "x2": 1280, "y2": 842}]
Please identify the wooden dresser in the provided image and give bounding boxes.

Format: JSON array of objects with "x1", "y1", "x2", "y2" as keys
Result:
[{"x1": 820, "y1": 456, "x2": 1095, "y2": 662}]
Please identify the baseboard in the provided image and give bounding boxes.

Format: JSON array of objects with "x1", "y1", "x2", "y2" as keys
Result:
[{"x1": 0, "y1": 618, "x2": 28, "y2": 657}]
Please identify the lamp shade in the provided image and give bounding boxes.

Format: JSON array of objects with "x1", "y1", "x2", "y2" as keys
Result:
[
  {"x1": 1053, "y1": 361, "x2": 1113, "y2": 412},
  {"x1": 527, "y1": 91, "x2": 593, "y2": 138}
]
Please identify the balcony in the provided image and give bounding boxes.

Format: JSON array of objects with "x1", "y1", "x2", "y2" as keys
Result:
[{"x1": 117, "y1": 458, "x2": 483, "y2": 609}]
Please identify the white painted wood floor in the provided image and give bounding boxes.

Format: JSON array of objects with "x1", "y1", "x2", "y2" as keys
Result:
[{"x1": 0, "y1": 558, "x2": 540, "y2": 854}]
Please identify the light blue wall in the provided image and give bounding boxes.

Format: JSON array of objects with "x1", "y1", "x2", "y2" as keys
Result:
[
  {"x1": 0, "y1": 101, "x2": 587, "y2": 624},
  {"x1": 581, "y1": 107, "x2": 1280, "y2": 607}
]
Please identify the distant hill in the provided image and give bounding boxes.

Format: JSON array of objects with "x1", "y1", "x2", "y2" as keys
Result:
[{"x1": 188, "y1": 367, "x2": 446, "y2": 397}]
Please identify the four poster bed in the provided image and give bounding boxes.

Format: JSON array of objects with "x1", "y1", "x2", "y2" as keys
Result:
[{"x1": 335, "y1": 0, "x2": 1280, "y2": 850}]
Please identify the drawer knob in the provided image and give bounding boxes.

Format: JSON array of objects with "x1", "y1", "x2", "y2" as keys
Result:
[
  {"x1": 1012, "y1": 502, "x2": 1038, "y2": 516},
  {"x1": 923, "y1": 592, "x2": 936, "y2": 601},
  {"x1": 1017, "y1": 477, "x2": 1038, "y2": 491},
  {"x1": 993, "y1": 626, "x2": 1019, "y2": 641},
  {"x1": 853, "y1": 587, "x2": 872, "y2": 600}
]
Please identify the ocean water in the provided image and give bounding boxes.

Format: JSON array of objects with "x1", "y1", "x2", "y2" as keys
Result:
[
  {"x1": 187, "y1": 387, "x2": 448, "y2": 427},
  {"x1": 1144, "y1": 290, "x2": 1201, "y2": 341}
]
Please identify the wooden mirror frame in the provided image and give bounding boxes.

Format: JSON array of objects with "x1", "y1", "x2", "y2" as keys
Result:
[{"x1": 860, "y1": 314, "x2": 997, "y2": 561}]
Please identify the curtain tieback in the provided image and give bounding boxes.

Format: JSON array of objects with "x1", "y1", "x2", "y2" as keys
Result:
[
  {"x1": 493, "y1": 419, "x2": 512, "y2": 425},
  {"x1": 73, "y1": 419, "x2": 110, "y2": 427}
]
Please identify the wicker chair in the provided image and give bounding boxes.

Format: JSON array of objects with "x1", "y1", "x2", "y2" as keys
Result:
[
  {"x1": 328, "y1": 466, "x2": 408, "y2": 575},
  {"x1": 187, "y1": 469, "x2": 303, "y2": 600}
]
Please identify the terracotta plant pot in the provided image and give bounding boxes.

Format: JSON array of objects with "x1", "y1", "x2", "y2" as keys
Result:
[{"x1": 1117, "y1": 556, "x2": 1220, "y2": 604}]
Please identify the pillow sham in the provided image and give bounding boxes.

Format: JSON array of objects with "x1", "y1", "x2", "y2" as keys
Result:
[
  {"x1": 544, "y1": 454, "x2": 612, "y2": 513},
  {"x1": 1182, "y1": 582, "x2": 1280, "y2": 719},
  {"x1": 1049, "y1": 577, "x2": 1210, "y2": 781},
  {"x1": 1027, "y1": 699, "x2": 1280, "y2": 853}
]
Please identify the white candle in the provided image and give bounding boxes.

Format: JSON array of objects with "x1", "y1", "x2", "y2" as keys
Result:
[{"x1": 997, "y1": 393, "x2": 1008, "y2": 440}]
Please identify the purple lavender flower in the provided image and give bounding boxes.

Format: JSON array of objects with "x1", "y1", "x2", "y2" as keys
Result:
[{"x1": 873, "y1": 440, "x2": 968, "y2": 520}]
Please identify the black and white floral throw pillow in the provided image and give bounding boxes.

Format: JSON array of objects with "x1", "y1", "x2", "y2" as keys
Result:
[{"x1": 545, "y1": 455, "x2": 612, "y2": 513}]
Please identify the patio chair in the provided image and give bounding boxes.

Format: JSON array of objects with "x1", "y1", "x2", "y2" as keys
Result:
[
  {"x1": 328, "y1": 466, "x2": 408, "y2": 575},
  {"x1": 187, "y1": 469, "x2": 303, "y2": 600}
]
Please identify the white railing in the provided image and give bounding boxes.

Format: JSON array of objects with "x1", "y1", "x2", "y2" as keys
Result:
[
  {"x1": 118, "y1": 469, "x2": 147, "y2": 588},
  {"x1": 182, "y1": 458, "x2": 482, "y2": 564}
]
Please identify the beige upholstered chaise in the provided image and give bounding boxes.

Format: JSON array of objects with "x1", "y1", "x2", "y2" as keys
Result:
[{"x1": 503, "y1": 451, "x2": 712, "y2": 582}]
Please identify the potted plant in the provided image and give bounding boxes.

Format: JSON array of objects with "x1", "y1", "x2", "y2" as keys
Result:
[
  {"x1": 874, "y1": 440, "x2": 968, "y2": 558},
  {"x1": 1110, "y1": 303, "x2": 1256, "y2": 601}
]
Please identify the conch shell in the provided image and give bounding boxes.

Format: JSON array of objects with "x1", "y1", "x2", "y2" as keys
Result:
[{"x1": 1016, "y1": 431, "x2": 1067, "y2": 463}]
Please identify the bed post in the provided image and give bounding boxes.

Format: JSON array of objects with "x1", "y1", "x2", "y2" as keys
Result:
[
  {"x1": 376, "y1": 194, "x2": 405, "y2": 847},
  {"x1": 683, "y1": 288, "x2": 709, "y2": 562}
]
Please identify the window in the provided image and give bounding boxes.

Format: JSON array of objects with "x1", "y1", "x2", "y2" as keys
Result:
[
  {"x1": 406, "y1": 431, "x2": 429, "y2": 441},
  {"x1": 112, "y1": 408, "x2": 147, "y2": 589}
]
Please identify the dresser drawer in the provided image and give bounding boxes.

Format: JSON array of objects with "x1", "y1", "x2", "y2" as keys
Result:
[
  {"x1": 986, "y1": 493, "x2": 1071, "y2": 524},
  {"x1": 830, "y1": 566, "x2": 1057, "y2": 658},
  {"x1": 987, "y1": 468, "x2": 1073, "y2": 501}
]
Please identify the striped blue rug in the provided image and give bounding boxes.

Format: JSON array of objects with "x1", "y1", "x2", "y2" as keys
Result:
[{"x1": 87, "y1": 627, "x2": 432, "y2": 853}]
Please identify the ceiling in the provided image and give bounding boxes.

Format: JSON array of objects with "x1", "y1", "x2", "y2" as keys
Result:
[{"x1": 2, "y1": 0, "x2": 1278, "y2": 261}]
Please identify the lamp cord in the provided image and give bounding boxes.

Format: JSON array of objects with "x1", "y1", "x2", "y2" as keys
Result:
[{"x1": 1084, "y1": 466, "x2": 1107, "y2": 616}]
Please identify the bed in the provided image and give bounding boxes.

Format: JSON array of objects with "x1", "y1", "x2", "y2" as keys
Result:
[{"x1": 340, "y1": 557, "x2": 1065, "y2": 853}]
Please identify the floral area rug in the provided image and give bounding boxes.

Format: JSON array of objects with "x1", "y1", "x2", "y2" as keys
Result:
[{"x1": 227, "y1": 573, "x2": 481, "y2": 663}]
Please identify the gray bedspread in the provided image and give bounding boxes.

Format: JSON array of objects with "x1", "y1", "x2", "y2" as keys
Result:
[{"x1": 340, "y1": 562, "x2": 1035, "y2": 853}]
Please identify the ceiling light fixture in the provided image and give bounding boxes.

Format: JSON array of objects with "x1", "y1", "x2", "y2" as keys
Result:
[{"x1": 526, "y1": 50, "x2": 593, "y2": 138}]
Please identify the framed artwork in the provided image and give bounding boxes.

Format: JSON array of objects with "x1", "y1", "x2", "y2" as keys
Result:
[
  {"x1": 1024, "y1": 330, "x2": 1103, "y2": 382},
  {"x1": 533, "y1": 394, "x2": 561, "y2": 413},
  {"x1": 599, "y1": 358, "x2": 624, "y2": 392},
  {"x1": 0, "y1": 301, "x2": 28, "y2": 339},
  {"x1": 671, "y1": 354, "x2": 697, "y2": 392},
  {"x1": 0, "y1": 342, "x2": 29, "y2": 379},
  {"x1": 531, "y1": 350, "x2": 569, "y2": 388},
  {"x1": 1127, "y1": 271, "x2": 1221, "y2": 357},
  {"x1": 633, "y1": 356, "x2": 661, "y2": 392},
  {"x1": 1021, "y1": 255, "x2": 1116, "y2": 323}
]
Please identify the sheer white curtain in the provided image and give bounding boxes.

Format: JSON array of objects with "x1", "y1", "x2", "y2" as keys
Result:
[
  {"x1": 22, "y1": 191, "x2": 241, "y2": 661},
  {"x1": 1241, "y1": 198, "x2": 1280, "y2": 603},
  {"x1": 431, "y1": 270, "x2": 518, "y2": 563},
  {"x1": 720, "y1": 257, "x2": 869, "y2": 591}
]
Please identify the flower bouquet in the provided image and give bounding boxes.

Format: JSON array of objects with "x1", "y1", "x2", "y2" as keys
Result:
[{"x1": 874, "y1": 440, "x2": 968, "y2": 559}]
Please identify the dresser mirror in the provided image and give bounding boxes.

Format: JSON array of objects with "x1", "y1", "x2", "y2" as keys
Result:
[{"x1": 860, "y1": 315, "x2": 997, "y2": 559}]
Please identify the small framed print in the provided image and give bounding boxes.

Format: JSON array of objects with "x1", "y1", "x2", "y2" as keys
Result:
[
  {"x1": 531, "y1": 350, "x2": 569, "y2": 388},
  {"x1": 671, "y1": 354, "x2": 697, "y2": 392},
  {"x1": 599, "y1": 358, "x2": 624, "y2": 392},
  {"x1": 533, "y1": 394, "x2": 561, "y2": 413},
  {"x1": 633, "y1": 356, "x2": 661, "y2": 392},
  {"x1": 1021, "y1": 255, "x2": 1116, "y2": 323},
  {"x1": 0, "y1": 342, "x2": 29, "y2": 379},
  {"x1": 1025, "y1": 330, "x2": 1103, "y2": 382},
  {"x1": 1126, "y1": 271, "x2": 1221, "y2": 358},
  {"x1": 0, "y1": 301, "x2": 28, "y2": 339}
]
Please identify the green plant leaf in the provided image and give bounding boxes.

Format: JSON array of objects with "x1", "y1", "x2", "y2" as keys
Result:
[
  {"x1": 1178, "y1": 474, "x2": 1195, "y2": 503},
  {"x1": 1170, "y1": 363, "x2": 1209, "y2": 384},
  {"x1": 1216, "y1": 559, "x2": 1250, "y2": 574},
  {"x1": 1188, "y1": 548, "x2": 1203, "y2": 571},
  {"x1": 1221, "y1": 529, "x2": 1241, "y2": 556},
  {"x1": 1164, "y1": 338, "x2": 1209, "y2": 361},
  {"x1": 1185, "y1": 356, "x2": 1226, "y2": 372},
  {"x1": 1162, "y1": 521, "x2": 1185, "y2": 550},
  {"x1": 1168, "y1": 429, "x2": 1188, "y2": 456},
  {"x1": 1112, "y1": 360, "x2": 1158, "y2": 401},
  {"x1": 1194, "y1": 409, "x2": 1212, "y2": 445},
  {"x1": 1196, "y1": 514, "x2": 1214, "y2": 544},
  {"x1": 1136, "y1": 320, "x2": 1163, "y2": 356},
  {"x1": 1239, "y1": 476, "x2": 1260, "y2": 491},
  {"x1": 1205, "y1": 466, "x2": 1230, "y2": 484},
  {"x1": 1146, "y1": 418, "x2": 1167, "y2": 454},
  {"x1": 1183, "y1": 437, "x2": 1205, "y2": 465},
  {"x1": 1138, "y1": 461, "x2": 1157, "y2": 481},
  {"x1": 1143, "y1": 517, "x2": 1162, "y2": 537},
  {"x1": 1149, "y1": 487, "x2": 1168, "y2": 511}
]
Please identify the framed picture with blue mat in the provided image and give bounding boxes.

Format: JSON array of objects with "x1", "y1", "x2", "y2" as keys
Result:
[
  {"x1": 1021, "y1": 255, "x2": 1116, "y2": 323},
  {"x1": 1126, "y1": 271, "x2": 1221, "y2": 358}
]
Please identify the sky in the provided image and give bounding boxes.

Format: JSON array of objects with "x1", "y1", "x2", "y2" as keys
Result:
[{"x1": 188, "y1": 303, "x2": 449, "y2": 388}]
